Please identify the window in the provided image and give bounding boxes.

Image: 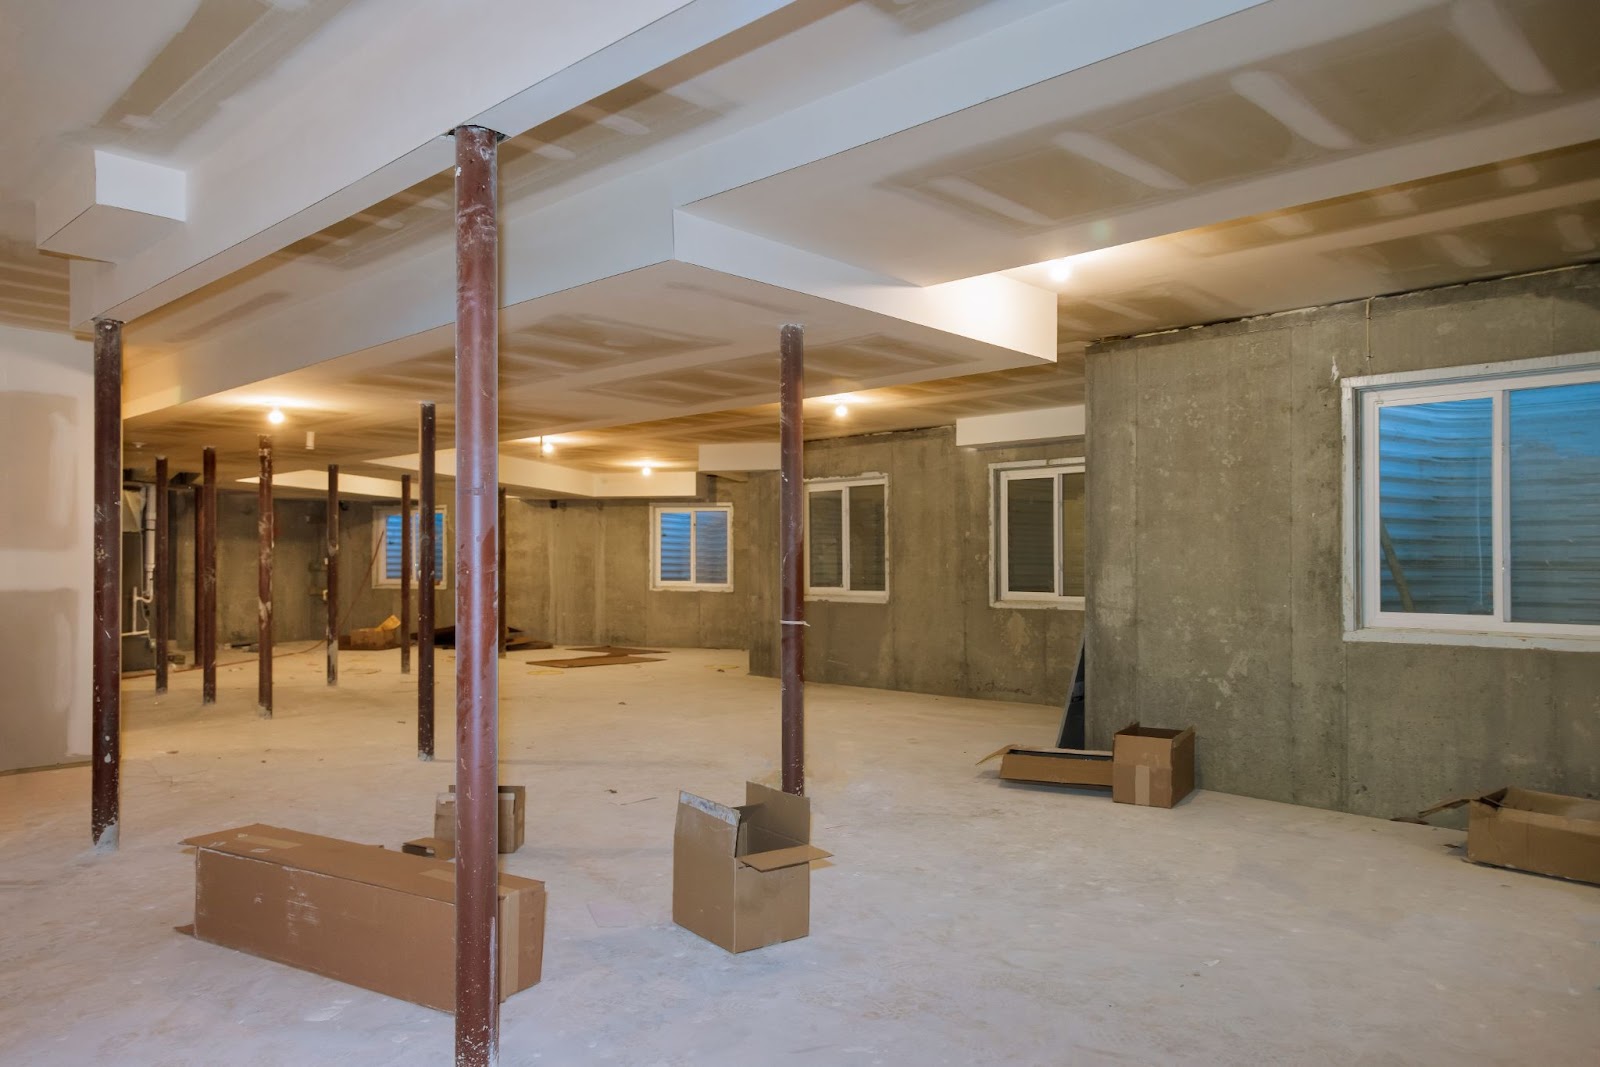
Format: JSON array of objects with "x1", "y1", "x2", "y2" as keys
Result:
[
  {"x1": 805, "y1": 477, "x2": 888, "y2": 601},
  {"x1": 1346, "y1": 357, "x2": 1600, "y2": 644},
  {"x1": 374, "y1": 507, "x2": 446, "y2": 588},
  {"x1": 652, "y1": 505, "x2": 732, "y2": 590},
  {"x1": 991, "y1": 461, "x2": 1085, "y2": 607}
]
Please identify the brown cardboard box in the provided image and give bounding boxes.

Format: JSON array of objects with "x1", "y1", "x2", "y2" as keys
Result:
[
  {"x1": 977, "y1": 744, "x2": 1114, "y2": 788},
  {"x1": 342, "y1": 625, "x2": 400, "y2": 650},
  {"x1": 435, "y1": 785, "x2": 526, "y2": 854},
  {"x1": 1419, "y1": 788, "x2": 1600, "y2": 886},
  {"x1": 1112, "y1": 724, "x2": 1196, "y2": 807},
  {"x1": 183, "y1": 824, "x2": 544, "y2": 1011},
  {"x1": 672, "y1": 783, "x2": 831, "y2": 953}
]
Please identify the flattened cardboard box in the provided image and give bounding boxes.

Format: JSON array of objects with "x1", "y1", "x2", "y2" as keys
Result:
[
  {"x1": 977, "y1": 744, "x2": 1113, "y2": 788},
  {"x1": 1112, "y1": 724, "x2": 1195, "y2": 808},
  {"x1": 435, "y1": 784, "x2": 526, "y2": 854},
  {"x1": 673, "y1": 782, "x2": 831, "y2": 954},
  {"x1": 183, "y1": 824, "x2": 544, "y2": 1011},
  {"x1": 1419, "y1": 787, "x2": 1600, "y2": 887}
]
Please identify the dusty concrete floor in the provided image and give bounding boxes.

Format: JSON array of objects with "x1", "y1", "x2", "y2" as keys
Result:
[{"x1": 1, "y1": 646, "x2": 1596, "y2": 1066}]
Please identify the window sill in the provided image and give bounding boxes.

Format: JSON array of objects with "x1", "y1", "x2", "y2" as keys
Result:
[
  {"x1": 1344, "y1": 627, "x2": 1600, "y2": 653},
  {"x1": 651, "y1": 584, "x2": 733, "y2": 593},
  {"x1": 806, "y1": 592, "x2": 889, "y2": 605},
  {"x1": 991, "y1": 596, "x2": 1085, "y2": 611}
]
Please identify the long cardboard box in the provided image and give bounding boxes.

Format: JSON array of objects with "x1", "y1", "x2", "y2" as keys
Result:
[
  {"x1": 184, "y1": 824, "x2": 544, "y2": 1011},
  {"x1": 673, "y1": 783, "x2": 831, "y2": 953},
  {"x1": 977, "y1": 744, "x2": 1114, "y2": 788},
  {"x1": 1419, "y1": 788, "x2": 1600, "y2": 886}
]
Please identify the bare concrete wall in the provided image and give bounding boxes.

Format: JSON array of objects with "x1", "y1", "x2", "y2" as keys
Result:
[
  {"x1": 518, "y1": 476, "x2": 772, "y2": 650},
  {"x1": 1085, "y1": 265, "x2": 1600, "y2": 819},
  {"x1": 748, "y1": 426, "x2": 1085, "y2": 706},
  {"x1": 0, "y1": 324, "x2": 93, "y2": 772}
]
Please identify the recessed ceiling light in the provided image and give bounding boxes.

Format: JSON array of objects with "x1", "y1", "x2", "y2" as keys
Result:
[
  {"x1": 834, "y1": 404, "x2": 850, "y2": 418},
  {"x1": 1048, "y1": 259, "x2": 1073, "y2": 283},
  {"x1": 541, "y1": 437, "x2": 555, "y2": 455},
  {"x1": 641, "y1": 465, "x2": 653, "y2": 477},
  {"x1": 267, "y1": 407, "x2": 286, "y2": 425}
]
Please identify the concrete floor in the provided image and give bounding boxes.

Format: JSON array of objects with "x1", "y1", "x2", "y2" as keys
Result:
[{"x1": 1, "y1": 647, "x2": 1596, "y2": 1066}]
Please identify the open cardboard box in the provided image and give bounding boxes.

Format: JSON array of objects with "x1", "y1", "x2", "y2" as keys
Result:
[
  {"x1": 1419, "y1": 787, "x2": 1600, "y2": 887},
  {"x1": 1112, "y1": 723, "x2": 1196, "y2": 808},
  {"x1": 183, "y1": 824, "x2": 544, "y2": 1011},
  {"x1": 672, "y1": 782, "x2": 831, "y2": 953},
  {"x1": 435, "y1": 784, "x2": 526, "y2": 854}
]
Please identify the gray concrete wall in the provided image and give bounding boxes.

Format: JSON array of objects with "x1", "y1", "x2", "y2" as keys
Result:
[
  {"x1": 518, "y1": 476, "x2": 773, "y2": 650},
  {"x1": 748, "y1": 426, "x2": 1085, "y2": 706},
  {"x1": 1085, "y1": 265, "x2": 1600, "y2": 819}
]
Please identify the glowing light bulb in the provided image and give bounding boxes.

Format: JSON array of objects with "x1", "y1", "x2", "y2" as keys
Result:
[
  {"x1": 267, "y1": 407, "x2": 286, "y2": 425},
  {"x1": 641, "y1": 465, "x2": 653, "y2": 477},
  {"x1": 1048, "y1": 258, "x2": 1073, "y2": 283},
  {"x1": 834, "y1": 404, "x2": 849, "y2": 418},
  {"x1": 540, "y1": 437, "x2": 554, "y2": 455}
]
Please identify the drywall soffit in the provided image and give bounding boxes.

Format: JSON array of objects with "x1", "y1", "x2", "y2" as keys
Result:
[{"x1": 955, "y1": 404, "x2": 1086, "y2": 447}]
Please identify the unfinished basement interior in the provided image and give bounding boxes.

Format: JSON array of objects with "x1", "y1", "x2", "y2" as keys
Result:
[{"x1": 1, "y1": 1, "x2": 1598, "y2": 1064}]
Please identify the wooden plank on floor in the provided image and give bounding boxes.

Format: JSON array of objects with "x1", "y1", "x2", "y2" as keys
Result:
[{"x1": 526, "y1": 655, "x2": 664, "y2": 668}]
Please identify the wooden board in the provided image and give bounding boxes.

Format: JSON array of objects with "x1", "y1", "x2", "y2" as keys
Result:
[
  {"x1": 526, "y1": 655, "x2": 664, "y2": 668},
  {"x1": 569, "y1": 645, "x2": 667, "y2": 655}
]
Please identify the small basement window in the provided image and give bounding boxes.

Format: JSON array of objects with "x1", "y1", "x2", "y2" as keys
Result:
[
  {"x1": 1346, "y1": 355, "x2": 1600, "y2": 645},
  {"x1": 806, "y1": 477, "x2": 888, "y2": 602},
  {"x1": 652, "y1": 505, "x2": 732, "y2": 591},
  {"x1": 991, "y1": 460, "x2": 1085, "y2": 608},
  {"x1": 374, "y1": 507, "x2": 446, "y2": 589}
]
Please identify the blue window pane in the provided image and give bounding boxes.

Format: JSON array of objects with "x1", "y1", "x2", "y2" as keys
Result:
[
  {"x1": 1510, "y1": 381, "x2": 1600, "y2": 623},
  {"x1": 694, "y1": 510, "x2": 728, "y2": 585},
  {"x1": 658, "y1": 511, "x2": 691, "y2": 582},
  {"x1": 431, "y1": 510, "x2": 444, "y2": 576},
  {"x1": 384, "y1": 514, "x2": 405, "y2": 581},
  {"x1": 1377, "y1": 398, "x2": 1493, "y2": 615}
]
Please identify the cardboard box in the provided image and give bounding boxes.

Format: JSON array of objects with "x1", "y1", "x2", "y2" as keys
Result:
[
  {"x1": 435, "y1": 785, "x2": 526, "y2": 854},
  {"x1": 183, "y1": 824, "x2": 544, "y2": 1011},
  {"x1": 672, "y1": 782, "x2": 831, "y2": 953},
  {"x1": 1419, "y1": 788, "x2": 1600, "y2": 886},
  {"x1": 977, "y1": 744, "x2": 1114, "y2": 788},
  {"x1": 1112, "y1": 724, "x2": 1195, "y2": 807},
  {"x1": 342, "y1": 625, "x2": 399, "y2": 650}
]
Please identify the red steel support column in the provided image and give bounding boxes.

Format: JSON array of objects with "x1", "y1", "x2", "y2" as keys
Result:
[
  {"x1": 192, "y1": 484, "x2": 203, "y2": 659},
  {"x1": 418, "y1": 402, "x2": 437, "y2": 760},
  {"x1": 154, "y1": 455, "x2": 170, "y2": 694},
  {"x1": 201, "y1": 446, "x2": 218, "y2": 705},
  {"x1": 91, "y1": 318, "x2": 122, "y2": 848},
  {"x1": 326, "y1": 465, "x2": 339, "y2": 686},
  {"x1": 779, "y1": 323, "x2": 806, "y2": 796},
  {"x1": 453, "y1": 123, "x2": 501, "y2": 1067},
  {"x1": 400, "y1": 473, "x2": 412, "y2": 675},
  {"x1": 258, "y1": 436, "x2": 274, "y2": 716},
  {"x1": 498, "y1": 487, "x2": 507, "y2": 658}
]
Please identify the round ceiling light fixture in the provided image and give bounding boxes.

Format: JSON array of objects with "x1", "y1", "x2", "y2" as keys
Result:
[
  {"x1": 834, "y1": 403, "x2": 849, "y2": 418},
  {"x1": 641, "y1": 465, "x2": 653, "y2": 477},
  {"x1": 267, "y1": 407, "x2": 286, "y2": 425},
  {"x1": 1048, "y1": 258, "x2": 1073, "y2": 283}
]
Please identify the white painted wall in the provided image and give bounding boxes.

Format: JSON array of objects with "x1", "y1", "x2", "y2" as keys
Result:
[{"x1": 0, "y1": 323, "x2": 93, "y2": 772}]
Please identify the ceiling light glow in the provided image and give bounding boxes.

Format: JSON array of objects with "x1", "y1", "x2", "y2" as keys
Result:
[
  {"x1": 641, "y1": 465, "x2": 653, "y2": 477},
  {"x1": 1047, "y1": 259, "x2": 1073, "y2": 283},
  {"x1": 834, "y1": 404, "x2": 849, "y2": 418},
  {"x1": 267, "y1": 407, "x2": 286, "y2": 425},
  {"x1": 540, "y1": 436, "x2": 555, "y2": 455}
]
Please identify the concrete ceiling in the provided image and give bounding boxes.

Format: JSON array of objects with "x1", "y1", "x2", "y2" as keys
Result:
[{"x1": 11, "y1": 0, "x2": 1600, "y2": 500}]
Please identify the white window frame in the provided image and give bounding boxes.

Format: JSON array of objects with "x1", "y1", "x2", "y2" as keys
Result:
[
  {"x1": 989, "y1": 459, "x2": 1086, "y2": 610},
  {"x1": 650, "y1": 504, "x2": 734, "y2": 592},
  {"x1": 804, "y1": 475, "x2": 889, "y2": 603},
  {"x1": 1342, "y1": 351, "x2": 1600, "y2": 650},
  {"x1": 373, "y1": 506, "x2": 448, "y2": 589}
]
